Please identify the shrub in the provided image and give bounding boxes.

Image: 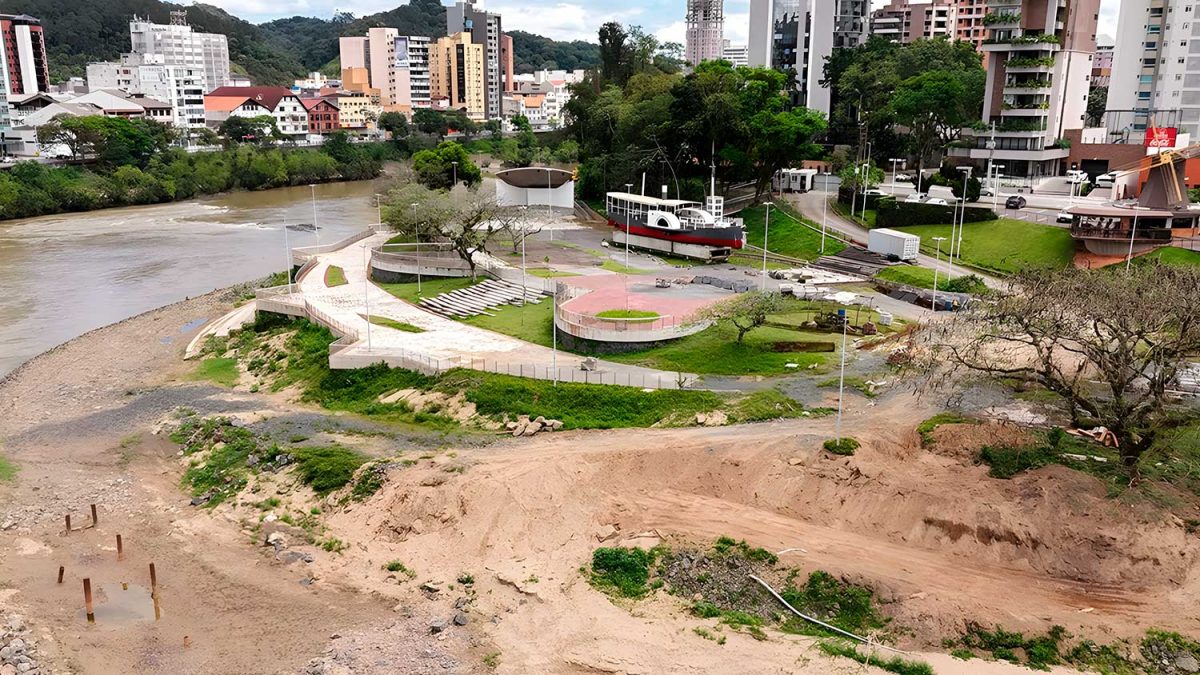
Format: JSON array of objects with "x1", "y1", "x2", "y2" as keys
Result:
[
  {"x1": 590, "y1": 547, "x2": 657, "y2": 597},
  {"x1": 824, "y1": 438, "x2": 860, "y2": 455},
  {"x1": 980, "y1": 445, "x2": 1059, "y2": 478},
  {"x1": 875, "y1": 197, "x2": 998, "y2": 229},
  {"x1": 293, "y1": 446, "x2": 367, "y2": 494},
  {"x1": 818, "y1": 641, "x2": 934, "y2": 675},
  {"x1": 712, "y1": 536, "x2": 779, "y2": 564},
  {"x1": 780, "y1": 571, "x2": 885, "y2": 635}
]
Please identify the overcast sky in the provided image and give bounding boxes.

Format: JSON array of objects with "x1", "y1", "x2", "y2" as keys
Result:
[{"x1": 198, "y1": 0, "x2": 1121, "y2": 46}]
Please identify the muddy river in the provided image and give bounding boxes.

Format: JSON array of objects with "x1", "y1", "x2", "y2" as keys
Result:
[{"x1": 0, "y1": 179, "x2": 386, "y2": 376}]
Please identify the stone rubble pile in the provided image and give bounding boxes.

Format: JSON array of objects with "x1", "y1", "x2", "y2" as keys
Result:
[{"x1": 505, "y1": 415, "x2": 563, "y2": 437}]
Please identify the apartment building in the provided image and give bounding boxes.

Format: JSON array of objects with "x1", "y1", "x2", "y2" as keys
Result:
[
  {"x1": 300, "y1": 98, "x2": 339, "y2": 134},
  {"x1": 447, "y1": 0, "x2": 510, "y2": 119},
  {"x1": 0, "y1": 13, "x2": 49, "y2": 133},
  {"x1": 129, "y1": 12, "x2": 229, "y2": 91},
  {"x1": 1093, "y1": 38, "x2": 1112, "y2": 87},
  {"x1": 392, "y1": 35, "x2": 431, "y2": 113},
  {"x1": 871, "y1": 0, "x2": 959, "y2": 43},
  {"x1": 86, "y1": 53, "x2": 207, "y2": 130},
  {"x1": 1106, "y1": 0, "x2": 1200, "y2": 135},
  {"x1": 685, "y1": 0, "x2": 725, "y2": 66},
  {"x1": 749, "y1": 0, "x2": 864, "y2": 114},
  {"x1": 429, "y1": 33, "x2": 486, "y2": 120},
  {"x1": 721, "y1": 40, "x2": 749, "y2": 66},
  {"x1": 950, "y1": 0, "x2": 1099, "y2": 177},
  {"x1": 340, "y1": 27, "x2": 402, "y2": 108},
  {"x1": 956, "y1": 0, "x2": 989, "y2": 50}
]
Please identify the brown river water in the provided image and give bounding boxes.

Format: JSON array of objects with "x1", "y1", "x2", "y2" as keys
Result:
[{"x1": 0, "y1": 179, "x2": 386, "y2": 376}]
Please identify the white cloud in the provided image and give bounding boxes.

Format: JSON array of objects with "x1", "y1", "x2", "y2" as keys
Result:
[
  {"x1": 724, "y1": 11, "x2": 748, "y2": 46},
  {"x1": 655, "y1": 20, "x2": 685, "y2": 45}
]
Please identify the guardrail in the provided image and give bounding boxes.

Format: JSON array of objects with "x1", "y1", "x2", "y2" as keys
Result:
[
  {"x1": 292, "y1": 228, "x2": 375, "y2": 263},
  {"x1": 553, "y1": 284, "x2": 709, "y2": 343}
]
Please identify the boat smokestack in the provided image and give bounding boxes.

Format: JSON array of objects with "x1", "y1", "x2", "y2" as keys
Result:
[{"x1": 662, "y1": 185, "x2": 668, "y2": 199}]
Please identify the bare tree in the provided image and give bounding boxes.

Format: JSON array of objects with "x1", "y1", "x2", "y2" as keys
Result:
[
  {"x1": 381, "y1": 183, "x2": 525, "y2": 279},
  {"x1": 920, "y1": 264, "x2": 1200, "y2": 478},
  {"x1": 496, "y1": 209, "x2": 543, "y2": 254},
  {"x1": 700, "y1": 291, "x2": 786, "y2": 343}
]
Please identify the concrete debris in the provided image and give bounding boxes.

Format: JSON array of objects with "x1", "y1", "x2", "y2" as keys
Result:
[{"x1": 507, "y1": 415, "x2": 563, "y2": 437}]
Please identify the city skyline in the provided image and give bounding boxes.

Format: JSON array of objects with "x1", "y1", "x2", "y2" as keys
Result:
[{"x1": 199, "y1": 0, "x2": 1121, "y2": 48}]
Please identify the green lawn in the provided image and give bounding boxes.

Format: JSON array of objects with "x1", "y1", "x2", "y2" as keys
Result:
[
  {"x1": 596, "y1": 309, "x2": 660, "y2": 320},
  {"x1": 190, "y1": 357, "x2": 239, "y2": 387},
  {"x1": 1134, "y1": 247, "x2": 1200, "y2": 267},
  {"x1": 325, "y1": 265, "x2": 348, "y2": 287},
  {"x1": 742, "y1": 202, "x2": 848, "y2": 261},
  {"x1": 894, "y1": 218, "x2": 1074, "y2": 274},
  {"x1": 367, "y1": 315, "x2": 425, "y2": 333},
  {"x1": 875, "y1": 265, "x2": 939, "y2": 289},
  {"x1": 606, "y1": 322, "x2": 834, "y2": 376},
  {"x1": 600, "y1": 259, "x2": 652, "y2": 274},
  {"x1": 376, "y1": 276, "x2": 478, "y2": 303},
  {"x1": 830, "y1": 201, "x2": 877, "y2": 228},
  {"x1": 527, "y1": 268, "x2": 579, "y2": 278},
  {"x1": 461, "y1": 299, "x2": 554, "y2": 345}
]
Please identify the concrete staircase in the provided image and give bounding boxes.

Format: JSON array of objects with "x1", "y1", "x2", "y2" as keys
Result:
[{"x1": 418, "y1": 279, "x2": 546, "y2": 318}]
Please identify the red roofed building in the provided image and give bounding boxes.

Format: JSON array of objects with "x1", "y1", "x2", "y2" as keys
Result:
[
  {"x1": 301, "y1": 97, "x2": 339, "y2": 134},
  {"x1": 204, "y1": 86, "x2": 309, "y2": 138}
]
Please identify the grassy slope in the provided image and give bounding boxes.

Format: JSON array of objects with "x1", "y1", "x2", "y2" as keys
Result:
[
  {"x1": 368, "y1": 316, "x2": 425, "y2": 333},
  {"x1": 875, "y1": 265, "x2": 939, "y2": 289},
  {"x1": 894, "y1": 218, "x2": 1074, "y2": 274},
  {"x1": 325, "y1": 266, "x2": 348, "y2": 287},
  {"x1": 375, "y1": 277, "x2": 477, "y2": 303},
  {"x1": 0, "y1": 455, "x2": 16, "y2": 482},
  {"x1": 742, "y1": 203, "x2": 848, "y2": 261},
  {"x1": 190, "y1": 357, "x2": 239, "y2": 387},
  {"x1": 1135, "y1": 247, "x2": 1200, "y2": 267}
]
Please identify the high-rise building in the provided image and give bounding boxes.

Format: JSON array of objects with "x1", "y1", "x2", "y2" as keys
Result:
[
  {"x1": 722, "y1": 40, "x2": 749, "y2": 67},
  {"x1": 86, "y1": 53, "x2": 207, "y2": 130},
  {"x1": 393, "y1": 35, "x2": 431, "y2": 112},
  {"x1": 1106, "y1": 0, "x2": 1200, "y2": 134},
  {"x1": 339, "y1": 27, "x2": 403, "y2": 108},
  {"x1": 447, "y1": 0, "x2": 508, "y2": 119},
  {"x1": 429, "y1": 33, "x2": 486, "y2": 120},
  {"x1": 685, "y1": 0, "x2": 725, "y2": 66},
  {"x1": 955, "y1": 0, "x2": 989, "y2": 51},
  {"x1": 950, "y1": 0, "x2": 1099, "y2": 177},
  {"x1": 747, "y1": 0, "x2": 833, "y2": 113},
  {"x1": 871, "y1": 0, "x2": 958, "y2": 43},
  {"x1": 834, "y1": 0, "x2": 871, "y2": 48},
  {"x1": 0, "y1": 13, "x2": 49, "y2": 133},
  {"x1": 129, "y1": 11, "x2": 229, "y2": 91},
  {"x1": 1092, "y1": 38, "x2": 1112, "y2": 87}
]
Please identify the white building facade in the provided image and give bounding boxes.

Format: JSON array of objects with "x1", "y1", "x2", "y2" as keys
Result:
[
  {"x1": 129, "y1": 12, "x2": 230, "y2": 91},
  {"x1": 1107, "y1": 0, "x2": 1200, "y2": 136},
  {"x1": 393, "y1": 35, "x2": 432, "y2": 112},
  {"x1": 685, "y1": 0, "x2": 725, "y2": 66},
  {"x1": 86, "y1": 53, "x2": 207, "y2": 130},
  {"x1": 748, "y1": 0, "x2": 836, "y2": 114}
]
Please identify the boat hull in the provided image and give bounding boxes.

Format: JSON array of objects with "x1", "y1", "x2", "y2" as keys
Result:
[{"x1": 608, "y1": 218, "x2": 745, "y2": 249}]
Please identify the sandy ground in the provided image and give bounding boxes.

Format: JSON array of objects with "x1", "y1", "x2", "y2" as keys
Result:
[{"x1": 1, "y1": 288, "x2": 1199, "y2": 674}]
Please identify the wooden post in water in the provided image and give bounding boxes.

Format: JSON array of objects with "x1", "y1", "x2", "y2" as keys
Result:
[
  {"x1": 116, "y1": 535, "x2": 123, "y2": 561},
  {"x1": 149, "y1": 562, "x2": 158, "y2": 598},
  {"x1": 64, "y1": 514, "x2": 71, "y2": 535},
  {"x1": 83, "y1": 578, "x2": 94, "y2": 623},
  {"x1": 90, "y1": 504, "x2": 98, "y2": 526}
]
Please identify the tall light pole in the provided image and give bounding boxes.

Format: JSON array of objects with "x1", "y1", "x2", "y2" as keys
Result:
[
  {"x1": 953, "y1": 166, "x2": 972, "y2": 276},
  {"x1": 309, "y1": 184, "x2": 320, "y2": 245},
  {"x1": 761, "y1": 201, "x2": 773, "y2": 290},
  {"x1": 850, "y1": 165, "x2": 859, "y2": 220},
  {"x1": 889, "y1": 158, "x2": 902, "y2": 195},
  {"x1": 991, "y1": 164, "x2": 1005, "y2": 211},
  {"x1": 519, "y1": 206, "x2": 528, "y2": 307},
  {"x1": 820, "y1": 190, "x2": 828, "y2": 254},
  {"x1": 375, "y1": 193, "x2": 383, "y2": 228},
  {"x1": 282, "y1": 223, "x2": 294, "y2": 293},
  {"x1": 362, "y1": 244, "x2": 372, "y2": 351},
  {"x1": 835, "y1": 307, "x2": 849, "y2": 448},
  {"x1": 860, "y1": 160, "x2": 871, "y2": 222},
  {"x1": 931, "y1": 236, "x2": 946, "y2": 313},
  {"x1": 545, "y1": 167, "x2": 553, "y2": 240},
  {"x1": 551, "y1": 287, "x2": 558, "y2": 387},
  {"x1": 624, "y1": 182, "x2": 633, "y2": 269},
  {"x1": 1126, "y1": 205, "x2": 1151, "y2": 272},
  {"x1": 451, "y1": 161, "x2": 458, "y2": 190},
  {"x1": 410, "y1": 202, "x2": 421, "y2": 296}
]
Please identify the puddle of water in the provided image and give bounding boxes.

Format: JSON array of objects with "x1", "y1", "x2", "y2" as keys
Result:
[
  {"x1": 78, "y1": 582, "x2": 161, "y2": 624},
  {"x1": 179, "y1": 317, "x2": 209, "y2": 334}
]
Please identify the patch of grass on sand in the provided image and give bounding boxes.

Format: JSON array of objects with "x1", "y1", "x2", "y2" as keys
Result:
[
  {"x1": 191, "y1": 357, "x2": 239, "y2": 387},
  {"x1": 895, "y1": 218, "x2": 1074, "y2": 274},
  {"x1": 527, "y1": 268, "x2": 579, "y2": 278},
  {"x1": 367, "y1": 315, "x2": 425, "y2": 332},
  {"x1": 606, "y1": 322, "x2": 832, "y2": 376},
  {"x1": 589, "y1": 546, "x2": 658, "y2": 597},
  {"x1": 293, "y1": 446, "x2": 367, "y2": 495},
  {"x1": 0, "y1": 454, "x2": 17, "y2": 483},
  {"x1": 375, "y1": 276, "x2": 478, "y2": 304},
  {"x1": 742, "y1": 202, "x2": 849, "y2": 261},
  {"x1": 916, "y1": 412, "x2": 973, "y2": 447},
  {"x1": 818, "y1": 641, "x2": 933, "y2": 675},
  {"x1": 600, "y1": 259, "x2": 652, "y2": 274},
  {"x1": 324, "y1": 265, "x2": 348, "y2": 287},
  {"x1": 461, "y1": 299, "x2": 553, "y2": 346}
]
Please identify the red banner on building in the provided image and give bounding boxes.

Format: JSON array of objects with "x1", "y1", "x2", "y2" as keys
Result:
[{"x1": 1145, "y1": 127, "x2": 1178, "y2": 148}]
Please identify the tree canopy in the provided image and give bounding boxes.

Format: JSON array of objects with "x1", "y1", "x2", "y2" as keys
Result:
[{"x1": 412, "y1": 141, "x2": 482, "y2": 190}]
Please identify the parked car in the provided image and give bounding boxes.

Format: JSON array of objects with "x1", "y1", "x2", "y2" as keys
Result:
[
  {"x1": 864, "y1": 188, "x2": 888, "y2": 197},
  {"x1": 904, "y1": 193, "x2": 926, "y2": 203},
  {"x1": 980, "y1": 186, "x2": 995, "y2": 197},
  {"x1": 1056, "y1": 211, "x2": 1074, "y2": 224},
  {"x1": 926, "y1": 197, "x2": 949, "y2": 206},
  {"x1": 1005, "y1": 196, "x2": 1027, "y2": 209},
  {"x1": 894, "y1": 173, "x2": 914, "y2": 182},
  {"x1": 1095, "y1": 171, "x2": 1117, "y2": 188}
]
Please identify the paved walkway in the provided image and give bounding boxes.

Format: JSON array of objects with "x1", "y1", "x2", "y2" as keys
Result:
[{"x1": 294, "y1": 232, "x2": 698, "y2": 388}]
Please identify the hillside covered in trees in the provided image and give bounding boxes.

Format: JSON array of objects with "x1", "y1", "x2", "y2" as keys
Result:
[{"x1": 4, "y1": 0, "x2": 600, "y2": 86}]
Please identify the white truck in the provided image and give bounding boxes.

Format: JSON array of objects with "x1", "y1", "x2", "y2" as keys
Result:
[{"x1": 867, "y1": 228, "x2": 920, "y2": 261}]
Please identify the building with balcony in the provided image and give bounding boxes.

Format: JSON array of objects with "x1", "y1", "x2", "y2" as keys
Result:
[
  {"x1": 721, "y1": 40, "x2": 749, "y2": 66},
  {"x1": 685, "y1": 0, "x2": 725, "y2": 66},
  {"x1": 301, "y1": 97, "x2": 339, "y2": 134},
  {"x1": 340, "y1": 27, "x2": 403, "y2": 108},
  {"x1": 392, "y1": 35, "x2": 432, "y2": 113},
  {"x1": 748, "y1": 0, "x2": 867, "y2": 114},
  {"x1": 949, "y1": 0, "x2": 1098, "y2": 178},
  {"x1": 871, "y1": 0, "x2": 958, "y2": 43},
  {"x1": 0, "y1": 13, "x2": 49, "y2": 138},
  {"x1": 429, "y1": 32, "x2": 486, "y2": 121},
  {"x1": 1092, "y1": 38, "x2": 1112, "y2": 87},
  {"x1": 1106, "y1": 1, "x2": 1200, "y2": 136},
  {"x1": 129, "y1": 12, "x2": 229, "y2": 92},
  {"x1": 448, "y1": 0, "x2": 510, "y2": 119},
  {"x1": 204, "y1": 86, "x2": 310, "y2": 138},
  {"x1": 956, "y1": 0, "x2": 990, "y2": 52},
  {"x1": 86, "y1": 52, "x2": 207, "y2": 131}
]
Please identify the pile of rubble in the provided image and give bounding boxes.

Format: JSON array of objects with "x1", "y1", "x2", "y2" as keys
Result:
[
  {"x1": 0, "y1": 615, "x2": 40, "y2": 675},
  {"x1": 505, "y1": 415, "x2": 564, "y2": 437}
]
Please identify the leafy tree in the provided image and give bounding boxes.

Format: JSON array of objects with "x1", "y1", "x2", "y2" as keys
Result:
[
  {"x1": 924, "y1": 264, "x2": 1200, "y2": 478},
  {"x1": 413, "y1": 109, "x2": 450, "y2": 138},
  {"x1": 1087, "y1": 86, "x2": 1108, "y2": 126},
  {"x1": 412, "y1": 141, "x2": 481, "y2": 190},
  {"x1": 219, "y1": 115, "x2": 281, "y2": 146},
  {"x1": 837, "y1": 162, "x2": 883, "y2": 191},
  {"x1": 891, "y1": 71, "x2": 980, "y2": 188},
  {"x1": 598, "y1": 22, "x2": 630, "y2": 85},
  {"x1": 377, "y1": 111, "x2": 409, "y2": 139},
  {"x1": 485, "y1": 119, "x2": 503, "y2": 142},
  {"x1": 951, "y1": 175, "x2": 982, "y2": 202},
  {"x1": 700, "y1": 291, "x2": 786, "y2": 343}
]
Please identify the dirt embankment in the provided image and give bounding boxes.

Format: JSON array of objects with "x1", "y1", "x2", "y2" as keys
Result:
[{"x1": 1, "y1": 287, "x2": 1198, "y2": 674}]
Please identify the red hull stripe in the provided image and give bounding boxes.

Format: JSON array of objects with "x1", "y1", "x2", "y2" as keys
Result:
[{"x1": 609, "y1": 220, "x2": 744, "y2": 249}]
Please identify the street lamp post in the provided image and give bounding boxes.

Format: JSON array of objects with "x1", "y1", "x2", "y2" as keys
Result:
[
  {"x1": 282, "y1": 222, "x2": 294, "y2": 293},
  {"x1": 835, "y1": 308, "x2": 849, "y2": 448},
  {"x1": 889, "y1": 158, "x2": 902, "y2": 195},
  {"x1": 991, "y1": 164, "x2": 1005, "y2": 211},
  {"x1": 451, "y1": 161, "x2": 458, "y2": 189},
  {"x1": 375, "y1": 193, "x2": 382, "y2": 229},
  {"x1": 624, "y1": 182, "x2": 633, "y2": 269},
  {"x1": 761, "y1": 201, "x2": 773, "y2": 291},
  {"x1": 850, "y1": 165, "x2": 859, "y2": 220},
  {"x1": 860, "y1": 161, "x2": 870, "y2": 222},
  {"x1": 820, "y1": 190, "x2": 828, "y2": 254},
  {"x1": 309, "y1": 184, "x2": 320, "y2": 245},
  {"x1": 931, "y1": 236, "x2": 946, "y2": 313},
  {"x1": 410, "y1": 202, "x2": 421, "y2": 295},
  {"x1": 953, "y1": 166, "x2": 972, "y2": 276},
  {"x1": 545, "y1": 167, "x2": 553, "y2": 240},
  {"x1": 1126, "y1": 206, "x2": 1151, "y2": 272},
  {"x1": 362, "y1": 244, "x2": 372, "y2": 352}
]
